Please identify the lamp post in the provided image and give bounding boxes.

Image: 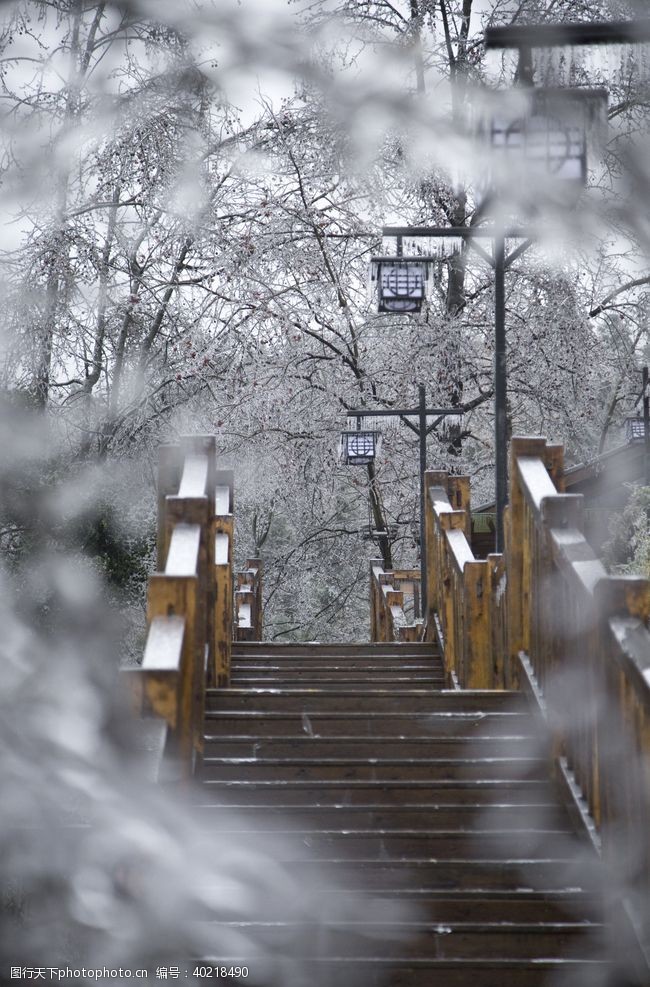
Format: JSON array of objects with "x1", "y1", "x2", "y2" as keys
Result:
[
  {"x1": 373, "y1": 226, "x2": 534, "y2": 553},
  {"x1": 345, "y1": 385, "x2": 462, "y2": 612}
]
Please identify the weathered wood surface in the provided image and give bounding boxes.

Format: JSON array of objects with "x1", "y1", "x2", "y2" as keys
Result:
[
  {"x1": 122, "y1": 435, "x2": 237, "y2": 776},
  {"x1": 418, "y1": 434, "x2": 650, "y2": 952},
  {"x1": 213, "y1": 470, "x2": 234, "y2": 685}
]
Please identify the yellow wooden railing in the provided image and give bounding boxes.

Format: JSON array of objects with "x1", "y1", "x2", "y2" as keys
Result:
[
  {"x1": 122, "y1": 435, "x2": 262, "y2": 776},
  {"x1": 370, "y1": 562, "x2": 423, "y2": 642},
  {"x1": 397, "y1": 434, "x2": 650, "y2": 950}
]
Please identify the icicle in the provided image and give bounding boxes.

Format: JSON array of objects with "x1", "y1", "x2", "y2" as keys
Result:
[{"x1": 367, "y1": 261, "x2": 377, "y2": 307}]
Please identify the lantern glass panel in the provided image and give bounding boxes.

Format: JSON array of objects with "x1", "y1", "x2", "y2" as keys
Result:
[
  {"x1": 488, "y1": 88, "x2": 607, "y2": 188},
  {"x1": 379, "y1": 263, "x2": 426, "y2": 313},
  {"x1": 625, "y1": 417, "x2": 646, "y2": 443},
  {"x1": 347, "y1": 431, "x2": 375, "y2": 462},
  {"x1": 339, "y1": 424, "x2": 381, "y2": 465}
]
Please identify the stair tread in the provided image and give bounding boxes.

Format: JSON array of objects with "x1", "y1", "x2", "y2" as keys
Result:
[{"x1": 194, "y1": 640, "x2": 616, "y2": 980}]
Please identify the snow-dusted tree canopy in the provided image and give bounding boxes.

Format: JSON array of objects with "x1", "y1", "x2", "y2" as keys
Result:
[
  {"x1": 2, "y1": 1, "x2": 650, "y2": 980},
  {"x1": 0, "y1": 0, "x2": 648, "y2": 645}
]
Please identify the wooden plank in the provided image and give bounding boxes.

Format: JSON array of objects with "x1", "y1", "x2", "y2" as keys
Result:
[
  {"x1": 488, "y1": 553, "x2": 507, "y2": 689},
  {"x1": 213, "y1": 529, "x2": 232, "y2": 686},
  {"x1": 463, "y1": 560, "x2": 491, "y2": 690},
  {"x1": 147, "y1": 573, "x2": 199, "y2": 766},
  {"x1": 544, "y1": 443, "x2": 565, "y2": 492},
  {"x1": 423, "y1": 472, "x2": 440, "y2": 640},
  {"x1": 214, "y1": 512, "x2": 234, "y2": 684},
  {"x1": 508, "y1": 438, "x2": 549, "y2": 690},
  {"x1": 448, "y1": 475, "x2": 472, "y2": 540},
  {"x1": 516, "y1": 457, "x2": 557, "y2": 518},
  {"x1": 446, "y1": 528, "x2": 475, "y2": 575}
]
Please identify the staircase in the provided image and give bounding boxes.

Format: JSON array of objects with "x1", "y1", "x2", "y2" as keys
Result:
[{"x1": 194, "y1": 641, "x2": 611, "y2": 986}]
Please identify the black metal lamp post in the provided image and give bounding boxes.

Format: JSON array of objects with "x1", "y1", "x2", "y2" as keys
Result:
[
  {"x1": 344, "y1": 385, "x2": 462, "y2": 610},
  {"x1": 373, "y1": 226, "x2": 534, "y2": 553}
]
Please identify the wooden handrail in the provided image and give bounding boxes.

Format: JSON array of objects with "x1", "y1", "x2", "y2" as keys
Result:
[
  {"x1": 122, "y1": 435, "x2": 240, "y2": 777},
  {"x1": 510, "y1": 436, "x2": 650, "y2": 930},
  {"x1": 420, "y1": 433, "x2": 650, "y2": 949},
  {"x1": 370, "y1": 561, "x2": 423, "y2": 643},
  {"x1": 424, "y1": 471, "x2": 506, "y2": 688}
]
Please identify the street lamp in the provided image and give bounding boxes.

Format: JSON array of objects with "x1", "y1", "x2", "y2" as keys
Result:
[
  {"x1": 345, "y1": 386, "x2": 462, "y2": 610},
  {"x1": 373, "y1": 259, "x2": 428, "y2": 313},
  {"x1": 488, "y1": 87, "x2": 607, "y2": 186},
  {"x1": 339, "y1": 417, "x2": 382, "y2": 466},
  {"x1": 375, "y1": 225, "x2": 533, "y2": 553}
]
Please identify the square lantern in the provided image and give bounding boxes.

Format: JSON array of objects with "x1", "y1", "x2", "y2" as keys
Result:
[
  {"x1": 488, "y1": 87, "x2": 608, "y2": 188},
  {"x1": 625, "y1": 416, "x2": 647, "y2": 444},
  {"x1": 339, "y1": 418, "x2": 382, "y2": 465},
  {"x1": 377, "y1": 260, "x2": 427, "y2": 314}
]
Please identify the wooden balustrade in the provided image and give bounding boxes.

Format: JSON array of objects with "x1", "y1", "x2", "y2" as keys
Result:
[
  {"x1": 509, "y1": 436, "x2": 650, "y2": 943},
  {"x1": 423, "y1": 470, "x2": 506, "y2": 689},
  {"x1": 235, "y1": 559, "x2": 263, "y2": 641},
  {"x1": 370, "y1": 561, "x2": 423, "y2": 643},
  {"x1": 407, "y1": 433, "x2": 650, "y2": 948},
  {"x1": 122, "y1": 436, "x2": 239, "y2": 777}
]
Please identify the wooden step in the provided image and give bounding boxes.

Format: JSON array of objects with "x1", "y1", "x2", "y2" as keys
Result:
[
  {"x1": 202, "y1": 735, "x2": 544, "y2": 758},
  {"x1": 201, "y1": 828, "x2": 580, "y2": 860},
  {"x1": 229, "y1": 675, "x2": 446, "y2": 688},
  {"x1": 230, "y1": 662, "x2": 443, "y2": 672},
  {"x1": 295, "y1": 889, "x2": 604, "y2": 925},
  {"x1": 193, "y1": 802, "x2": 568, "y2": 831},
  {"x1": 240, "y1": 856, "x2": 600, "y2": 892},
  {"x1": 203, "y1": 711, "x2": 534, "y2": 737},
  {"x1": 198, "y1": 756, "x2": 548, "y2": 782},
  {"x1": 197, "y1": 779, "x2": 558, "y2": 806},
  {"x1": 199, "y1": 918, "x2": 604, "y2": 958},
  {"x1": 231, "y1": 643, "x2": 439, "y2": 658},
  {"x1": 200, "y1": 856, "x2": 598, "y2": 893},
  {"x1": 205, "y1": 690, "x2": 527, "y2": 713},
  {"x1": 191, "y1": 884, "x2": 602, "y2": 924},
  {"x1": 194, "y1": 638, "x2": 619, "y2": 984}
]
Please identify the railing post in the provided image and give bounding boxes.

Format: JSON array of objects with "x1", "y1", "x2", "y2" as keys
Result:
[
  {"x1": 156, "y1": 444, "x2": 182, "y2": 570},
  {"x1": 147, "y1": 567, "x2": 198, "y2": 769},
  {"x1": 424, "y1": 470, "x2": 448, "y2": 642},
  {"x1": 507, "y1": 436, "x2": 547, "y2": 688},
  {"x1": 370, "y1": 560, "x2": 382, "y2": 642},
  {"x1": 487, "y1": 553, "x2": 507, "y2": 689},
  {"x1": 448, "y1": 475, "x2": 472, "y2": 541},
  {"x1": 248, "y1": 558, "x2": 263, "y2": 640},
  {"x1": 462, "y1": 560, "x2": 492, "y2": 689},
  {"x1": 438, "y1": 511, "x2": 466, "y2": 679},
  {"x1": 213, "y1": 469, "x2": 234, "y2": 686}
]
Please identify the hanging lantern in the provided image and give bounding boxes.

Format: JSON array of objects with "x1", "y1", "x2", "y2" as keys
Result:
[
  {"x1": 339, "y1": 417, "x2": 382, "y2": 465},
  {"x1": 487, "y1": 87, "x2": 608, "y2": 187},
  {"x1": 372, "y1": 259, "x2": 427, "y2": 314},
  {"x1": 625, "y1": 416, "x2": 646, "y2": 444}
]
